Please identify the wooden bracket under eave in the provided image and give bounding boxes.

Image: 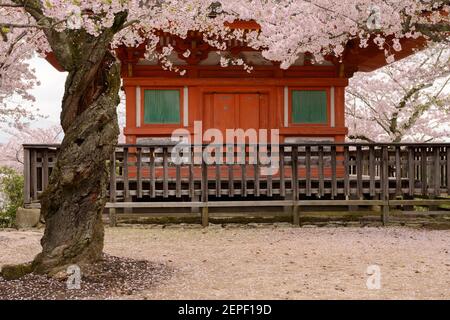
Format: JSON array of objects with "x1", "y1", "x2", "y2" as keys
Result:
[
  {"x1": 339, "y1": 64, "x2": 345, "y2": 78},
  {"x1": 128, "y1": 63, "x2": 133, "y2": 77}
]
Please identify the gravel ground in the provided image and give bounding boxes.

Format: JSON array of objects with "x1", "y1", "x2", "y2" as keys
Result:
[
  {"x1": 0, "y1": 254, "x2": 171, "y2": 300},
  {"x1": 1, "y1": 225, "x2": 450, "y2": 300}
]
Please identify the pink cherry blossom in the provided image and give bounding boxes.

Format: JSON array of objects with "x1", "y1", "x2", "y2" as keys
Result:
[
  {"x1": 347, "y1": 44, "x2": 450, "y2": 142},
  {"x1": 0, "y1": 0, "x2": 448, "y2": 130}
]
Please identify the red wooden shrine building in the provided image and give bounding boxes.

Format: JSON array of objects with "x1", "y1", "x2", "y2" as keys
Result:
[{"x1": 112, "y1": 21, "x2": 425, "y2": 146}]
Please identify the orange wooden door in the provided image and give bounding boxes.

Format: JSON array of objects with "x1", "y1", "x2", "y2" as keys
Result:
[
  {"x1": 210, "y1": 93, "x2": 266, "y2": 129},
  {"x1": 204, "y1": 92, "x2": 269, "y2": 136},
  {"x1": 212, "y1": 93, "x2": 237, "y2": 132},
  {"x1": 238, "y1": 93, "x2": 261, "y2": 132}
]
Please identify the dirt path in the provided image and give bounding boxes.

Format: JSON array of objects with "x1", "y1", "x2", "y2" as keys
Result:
[{"x1": 1, "y1": 225, "x2": 449, "y2": 299}]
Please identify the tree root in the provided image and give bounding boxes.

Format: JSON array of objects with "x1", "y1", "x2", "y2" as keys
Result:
[{"x1": 0, "y1": 262, "x2": 34, "y2": 280}]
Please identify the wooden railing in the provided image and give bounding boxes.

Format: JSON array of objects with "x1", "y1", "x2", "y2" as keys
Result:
[{"x1": 23, "y1": 143, "x2": 450, "y2": 225}]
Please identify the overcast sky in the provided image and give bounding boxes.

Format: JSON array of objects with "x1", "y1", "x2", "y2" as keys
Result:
[
  {"x1": 0, "y1": 57, "x2": 66, "y2": 143},
  {"x1": 0, "y1": 56, "x2": 126, "y2": 143},
  {"x1": 30, "y1": 57, "x2": 68, "y2": 125}
]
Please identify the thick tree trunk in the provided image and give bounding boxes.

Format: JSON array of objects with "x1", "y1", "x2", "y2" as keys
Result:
[
  {"x1": 0, "y1": 5, "x2": 129, "y2": 279},
  {"x1": 20, "y1": 12, "x2": 128, "y2": 276},
  {"x1": 32, "y1": 52, "x2": 121, "y2": 275}
]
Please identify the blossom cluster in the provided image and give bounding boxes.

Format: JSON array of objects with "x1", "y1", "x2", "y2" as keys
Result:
[{"x1": 0, "y1": 0, "x2": 448, "y2": 126}]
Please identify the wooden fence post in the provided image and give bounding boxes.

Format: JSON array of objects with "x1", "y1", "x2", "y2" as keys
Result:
[
  {"x1": 382, "y1": 146, "x2": 390, "y2": 225},
  {"x1": 201, "y1": 146, "x2": 209, "y2": 227},
  {"x1": 23, "y1": 148, "x2": 31, "y2": 206},
  {"x1": 292, "y1": 146, "x2": 300, "y2": 226},
  {"x1": 447, "y1": 146, "x2": 450, "y2": 195}
]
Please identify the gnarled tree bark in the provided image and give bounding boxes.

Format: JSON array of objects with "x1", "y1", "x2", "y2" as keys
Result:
[
  {"x1": 33, "y1": 54, "x2": 121, "y2": 275},
  {"x1": 1, "y1": 2, "x2": 128, "y2": 277},
  {"x1": 32, "y1": 25, "x2": 126, "y2": 275}
]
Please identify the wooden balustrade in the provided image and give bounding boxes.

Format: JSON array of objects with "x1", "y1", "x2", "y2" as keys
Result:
[{"x1": 23, "y1": 143, "x2": 450, "y2": 226}]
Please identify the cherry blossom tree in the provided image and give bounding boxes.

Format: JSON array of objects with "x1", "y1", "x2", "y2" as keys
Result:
[
  {"x1": 0, "y1": 27, "x2": 41, "y2": 127},
  {"x1": 0, "y1": 0, "x2": 448, "y2": 277},
  {"x1": 347, "y1": 44, "x2": 450, "y2": 143},
  {"x1": 0, "y1": 125, "x2": 62, "y2": 170}
]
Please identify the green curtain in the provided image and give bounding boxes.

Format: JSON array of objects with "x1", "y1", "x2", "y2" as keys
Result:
[
  {"x1": 144, "y1": 90, "x2": 181, "y2": 124},
  {"x1": 292, "y1": 90, "x2": 327, "y2": 124}
]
